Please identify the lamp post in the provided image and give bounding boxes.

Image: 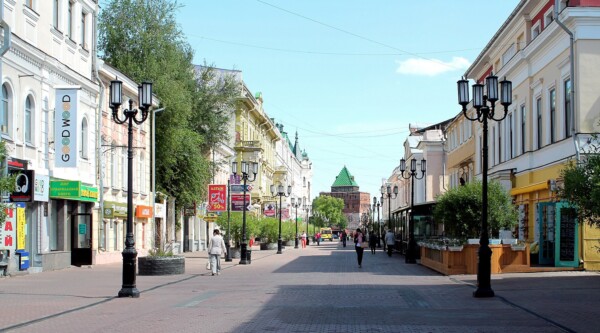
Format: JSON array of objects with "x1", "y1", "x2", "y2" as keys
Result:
[
  {"x1": 232, "y1": 160, "x2": 258, "y2": 265},
  {"x1": 271, "y1": 183, "x2": 291, "y2": 254},
  {"x1": 399, "y1": 158, "x2": 426, "y2": 264},
  {"x1": 373, "y1": 196, "x2": 381, "y2": 247},
  {"x1": 291, "y1": 197, "x2": 302, "y2": 249},
  {"x1": 381, "y1": 184, "x2": 398, "y2": 235},
  {"x1": 458, "y1": 74, "x2": 512, "y2": 298},
  {"x1": 225, "y1": 179, "x2": 232, "y2": 262},
  {"x1": 305, "y1": 204, "x2": 310, "y2": 245},
  {"x1": 110, "y1": 79, "x2": 153, "y2": 298}
]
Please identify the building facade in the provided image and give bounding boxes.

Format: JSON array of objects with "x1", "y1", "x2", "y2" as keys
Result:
[{"x1": 320, "y1": 166, "x2": 370, "y2": 230}]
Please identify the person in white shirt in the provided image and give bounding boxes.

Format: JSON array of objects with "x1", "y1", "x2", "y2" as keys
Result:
[
  {"x1": 208, "y1": 229, "x2": 227, "y2": 276},
  {"x1": 385, "y1": 229, "x2": 395, "y2": 257}
]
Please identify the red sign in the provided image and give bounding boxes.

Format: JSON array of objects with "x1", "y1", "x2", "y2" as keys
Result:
[
  {"x1": 231, "y1": 194, "x2": 251, "y2": 211},
  {"x1": 264, "y1": 203, "x2": 276, "y2": 217},
  {"x1": 207, "y1": 184, "x2": 227, "y2": 212}
]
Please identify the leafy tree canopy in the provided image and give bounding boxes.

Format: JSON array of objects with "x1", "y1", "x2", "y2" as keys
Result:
[
  {"x1": 559, "y1": 150, "x2": 600, "y2": 227},
  {"x1": 312, "y1": 195, "x2": 346, "y2": 229},
  {"x1": 433, "y1": 180, "x2": 518, "y2": 240}
]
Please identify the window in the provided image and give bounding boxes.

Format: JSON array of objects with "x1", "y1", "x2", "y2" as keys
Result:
[
  {"x1": 140, "y1": 152, "x2": 146, "y2": 194},
  {"x1": 111, "y1": 143, "x2": 118, "y2": 189},
  {"x1": 67, "y1": 1, "x2": 73, "y2": 39},
  {"x1": 520, "y1": 104, "x2": 526, "y2": 154},
  {"x1": 532, "y1": 22, "x2": 541, "y2": 39},
  {"x1": 53, "y1": 0, "x2": 59, "y2": 29},
  {"x1": 498, "y1": 121, "x2": 502, "y2": 163},
  {"x1": 536, "y1": 97, "x2": 542, "y2": 149},
  {"x1": 509, "y1": 113, "x2": 514, "y2": 159},
  {"x1": 550, "y1": 89, "x2": 556, "y2": 143},
  {"x1": 1, "y1": 84, "x2": 11, "y2": 135},
  {"x1": 544, "y1": 7, "x2": 555, "y2": 28},
  {"x1": 80, "y1": 117, "x2": 88, "y2": 159},
  {"x1": 564, "y1": 79, "x2": 572, "y2": 138},
  {"x1": 24, "y1": 95, "x2": 33, "y2": 144},
  {"x1": 502, "y1": 43, "x2": 516, "y2": 66},
  {"x1": 121, "y1": 150, "x2": 127, "y2": 191},
  {"x1": 81, "y1": 11, "x2": 87, "y2": 48},
  {"x1": 491, "y1": 127, "x2": 496, "y2": 166},
  {"x1": 25, "y1": 0, "x2": 34, "y2": 9}
]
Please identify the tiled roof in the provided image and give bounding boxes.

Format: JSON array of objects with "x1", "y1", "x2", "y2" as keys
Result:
[{"x1": 331, "y1": 166, "x2": 359, "y2": 187}]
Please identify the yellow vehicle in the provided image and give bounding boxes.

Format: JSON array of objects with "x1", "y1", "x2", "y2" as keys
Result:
[{"x1": 320, "y1": 227, "x2": 333, "y2": 241}]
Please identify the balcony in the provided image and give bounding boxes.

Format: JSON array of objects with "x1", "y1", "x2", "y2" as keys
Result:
[{"x1": 234, "y1": 140, "x2": 262, "y2": 152}]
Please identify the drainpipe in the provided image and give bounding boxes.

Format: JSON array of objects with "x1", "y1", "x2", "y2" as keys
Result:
[
  {"x1": 92, "y1": 6, "x2": 106, "y2": 226},
  {"x1": 555, "y1": 0, "x2": 578, "y2": 162}
]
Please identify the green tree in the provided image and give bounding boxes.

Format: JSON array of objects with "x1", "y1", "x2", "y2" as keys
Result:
[
  {"x1": 312, "y1": 195, "x2": 346, "y2": 229},
  {"x1": 433, "y1": 180, "x2": 518, "y2": 241},
  {"x1": 98, "y1": 0, "x2": 239, "y2": 208},
  {"x1": 560, "y1": 152, "x2": 600, "y2": 227}
]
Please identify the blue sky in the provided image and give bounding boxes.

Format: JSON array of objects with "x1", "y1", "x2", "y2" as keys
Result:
[{"x1": 102, "y1": 0, "x2": 521, "y2": 200}]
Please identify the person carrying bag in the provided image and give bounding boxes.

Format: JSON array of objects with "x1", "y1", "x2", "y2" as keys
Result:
[{"x1": 354, "y1": 228, "x2": 365, "y2": 268}]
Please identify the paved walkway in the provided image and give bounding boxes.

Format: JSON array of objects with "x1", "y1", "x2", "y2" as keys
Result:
[{"x1": 0, "y1": 241, "x2": 598, "y2": 332}]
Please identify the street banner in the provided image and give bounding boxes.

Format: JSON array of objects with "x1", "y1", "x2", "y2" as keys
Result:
[
  {"x1": 55, "y1": 88, "x2": 78, "y2": 168},
  {"x1": 264, "y1": 203, "x2": 276, "y2": 217},
  {"x1": 207, "y1": 184, "x2": 227, "y2": 212},
  {"x1": 230, "y1": 184, "x2": 252, "y2": 193},
  {"x1": 231, "y1": 194, "x2": 251, "y2": 211}
]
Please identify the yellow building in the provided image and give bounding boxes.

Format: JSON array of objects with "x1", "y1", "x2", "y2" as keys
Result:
[
  {"x1": 234, "y1": 89, "x2": 279, "y2": 212},
  {"x1": 463, "y1": 0, "x2": 600, "y2": 269}
]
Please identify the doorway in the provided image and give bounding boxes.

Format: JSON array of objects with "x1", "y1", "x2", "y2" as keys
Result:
[
  {"x1": 536, "y1": 201, "x2": 579, "y2": 267},
  {"x1": 71, "y1": 213, "x2": 93, "y2": 266}
]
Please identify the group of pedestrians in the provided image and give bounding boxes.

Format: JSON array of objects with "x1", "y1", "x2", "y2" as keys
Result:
[{"x1": 352, "y1": 228, "x2": 397, "y2": 268}]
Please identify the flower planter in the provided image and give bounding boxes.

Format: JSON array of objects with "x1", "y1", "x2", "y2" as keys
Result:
[
  {"x1": 447, "y1": 245, "x2": 464, "y2": 252},
  {"x1": 138, "y1": 256, "x2": 185, "y2": 276},
  {"x1": 260, "y1": 243, "x2": 278, "y2": 250},
  {"x1": 510, "y1": 244, "x2": 527, "y2": 251},
  {"x1": 467, "y1": 239, "x2": 480, "y2": 245}
]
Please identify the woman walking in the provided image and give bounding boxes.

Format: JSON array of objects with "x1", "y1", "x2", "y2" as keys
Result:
[
  {"x1": 354, "y1": 228, "x2": 365, "y2": 268},
  {"x1": 208, "y1": 229, "x2": 227, "y2": 276},
  {"x1": 301, "y1": 231, "x2": 307, "y2": 248}
]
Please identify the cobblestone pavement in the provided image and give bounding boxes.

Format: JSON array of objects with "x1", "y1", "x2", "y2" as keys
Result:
[{"x1": 1, "y1": 242, "x2": 599, "y2": 333}]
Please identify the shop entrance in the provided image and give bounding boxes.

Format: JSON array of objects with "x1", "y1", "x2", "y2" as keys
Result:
[
  {"x1": 71, "y1": 213, "x2": 93, "y2": 266},
  {"x1": 536, "y1": 201, "x2": 579, "y2": 267}
]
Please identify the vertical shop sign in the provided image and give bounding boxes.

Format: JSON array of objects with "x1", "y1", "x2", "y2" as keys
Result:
[
  {"x1": 17, "y1": 203, "x2": 26, "y2": 250},
  {"x1": 55, "y1": 89, "x2": 78, "y2": 168},
  {"x1": 0, "y1": 204, "x2": 16, "y2": 250},
  {"x1": 207, "y1": 184, "x2": 227, "y2": 212}
]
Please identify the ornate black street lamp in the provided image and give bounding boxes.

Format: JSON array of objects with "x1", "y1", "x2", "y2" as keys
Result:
[
  {"x1": 291, "y1": 197, "x2": 303, "y2": 249},
  {"x1": 381, "y1": 184, "x2": 398, "y2": 233},
  {"x1": 110, "y1": 79, "x2": 153, "y2": 298},
  {"x1": 458, "y1": 73, "x2": 512, "y2": 297},
  {"x1": 232, "y1": 160, "x2": 258, "y2": 264},
  {"x1": 271, "y1": 183, "x2": 291, "y2": 254},
  {"x1": 304, "y1": 204, "x2": 310, "y2": 245},
  {"x1": 373, "y1": 196, "x2": 381, "y2": 247},
  {"x1": 225, "y1": 179, "x2": 232, "y2": 262},
  {"x1": 399, "y1": 158, "x2": 426, "y2": 264}
]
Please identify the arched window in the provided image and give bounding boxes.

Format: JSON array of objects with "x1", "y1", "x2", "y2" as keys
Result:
[
  {"x1": 1, "y1": 84, "x2": 12, "y2": 135},
  {"x1": 139, "y1": 151, "x2": 146, "y2": 194},
  {"x1": 24, "y1": 95, "x2": 34, "y2": 144},
  {"x1": 121, "y1": 149, "x2": 127, "y2": 191},
  {"x1": 80, "y1": 117, "x2": 88, "y2": 159}
]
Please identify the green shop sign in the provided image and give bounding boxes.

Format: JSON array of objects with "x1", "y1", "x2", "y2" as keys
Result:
[
  {"x1": 49, "y1": 181, "x2": 98, "y2": 202},
  {"x1": 103, "y1": 201, "x2": 128, "y2": 218}
]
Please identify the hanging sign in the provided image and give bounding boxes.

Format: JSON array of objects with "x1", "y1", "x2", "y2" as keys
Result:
[{"x1": 55, "y1": 88, "x2": 78, "y2": 168}]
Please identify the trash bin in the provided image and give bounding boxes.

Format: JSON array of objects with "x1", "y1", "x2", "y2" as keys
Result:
[
  {"x1": 16, "y1": 251, "x2": 29, "y2": 271},
  {"x1": 246, "y1": 249, "x2": 252, "y2": 264}
]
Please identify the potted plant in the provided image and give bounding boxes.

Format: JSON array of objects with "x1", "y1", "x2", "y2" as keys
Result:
[
  {"x1": 138, "y1": 248, "x2": 185, "y2": 276},
  {"x1": 258, "y1": 217, "x2": 279, "y2": 250}
]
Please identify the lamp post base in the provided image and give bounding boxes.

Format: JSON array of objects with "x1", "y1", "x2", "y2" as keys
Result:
[
  {"x1": 294, "y1": 237, "x2": 299, "y2": 249},
  {"x1": 474, "y1": 244, "x2": 494, "y2": 298},
  {"x1": 225, "y1": 242, "x2": 232, "y2": 262},
  {"x1": 239, "y1": 242, "x2": 249, "y2": 265},
  {"x1": 277, "y1": 239, "x2": 283, "y2": 254},
  {"x1": 473, "y1": 287, "x2": 495, "y2": 298}
]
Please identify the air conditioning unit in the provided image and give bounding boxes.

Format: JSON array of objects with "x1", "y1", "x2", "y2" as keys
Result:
[{"x1": 548, "y1": 179, "x2": 557, "y2": 192}]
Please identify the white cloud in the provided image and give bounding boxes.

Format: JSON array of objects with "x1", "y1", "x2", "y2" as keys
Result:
[{"x1": 395, "y1": 57, "x2": 471, "y2": 76}]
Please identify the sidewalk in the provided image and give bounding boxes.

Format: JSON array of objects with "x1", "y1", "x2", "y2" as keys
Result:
[{"x1": 0, "y1": 242, "x2": 598, "y2": 332}]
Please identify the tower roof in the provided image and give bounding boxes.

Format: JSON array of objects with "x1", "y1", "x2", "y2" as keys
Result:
[{"x1": 331, "y1": 166, "x2": 359, "y2": 187}]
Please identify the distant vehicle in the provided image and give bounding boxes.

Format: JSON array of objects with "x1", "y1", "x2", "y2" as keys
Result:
[
  {"x1": 332, "y1": 233, "x2": 339, "y2": 240},
  {"x1": 320, "y1": 227, "x2": 333, "y2": 241}
]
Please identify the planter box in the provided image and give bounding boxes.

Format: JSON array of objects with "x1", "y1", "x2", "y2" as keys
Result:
[
  {"x1": 467, "y1": 239, "x2": 480, "y2": 245},
  {"x1": 420, "y1": 244, "x2": 531, "y2": 275},
  {"x1": 260, "y1": 243, "x2": 278, "y2": 250},
  {"x1": 447, "y1": 246, "x2": 463, "y2": 252},
  {"x1": 138, "y1": 256, "x2": 185, "y2": 276}
]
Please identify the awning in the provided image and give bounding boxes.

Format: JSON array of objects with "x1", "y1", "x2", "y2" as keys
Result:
[{"x1": 510, "y1": 181, "x2": 548, "y2": 196}]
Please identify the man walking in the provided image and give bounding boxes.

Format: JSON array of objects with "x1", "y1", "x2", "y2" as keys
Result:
[{"x1": 385, "y1": 229, "x2": 395, "y2": 257}]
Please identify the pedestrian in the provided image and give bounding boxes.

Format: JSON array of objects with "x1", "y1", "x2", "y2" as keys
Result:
[
  {"x1": 382, "y1": 229, "x2": 387, "y2": 252},
  {"x1": 369, "y1": 232, "x2": 377, "y2": 254},
  {"x1": 385, "y1": 229, "x2": 395, "y2": 257},
  {"x1": 301, "y1": 231, "x2": 307, "y2": 248},
  {"x1": 208, "y1": 229, "x2": 227, "y2": 276},
  {"x1": 354, "y1": 228, "x2": 365, "y2": 268},
  {"x1": 316, "y1": 232, "x2": 321, "y2": 246},
  {"x1": 341, "y1": 230, "x2": 347, "y2": 247}
]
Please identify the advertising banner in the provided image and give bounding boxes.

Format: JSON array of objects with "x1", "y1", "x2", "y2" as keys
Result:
[
  {"x1": 207, "y1": 184, "x2": 227, "y2": 212},
  {"x1": 264, "y1": 203, "x2": 276, "y2": 217},
  {"x1": 55, "y1": 88, "x2": 78, "y2": 168},
  {"x1": 231, "y1": 194, "x2": 251, "y2": 212},
  {"x1": 0, "y1": 204, "x2": 18, "y2": 250},
  {"x1": 9, "y1": 170, "x2": 34, "y2": 202}
]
